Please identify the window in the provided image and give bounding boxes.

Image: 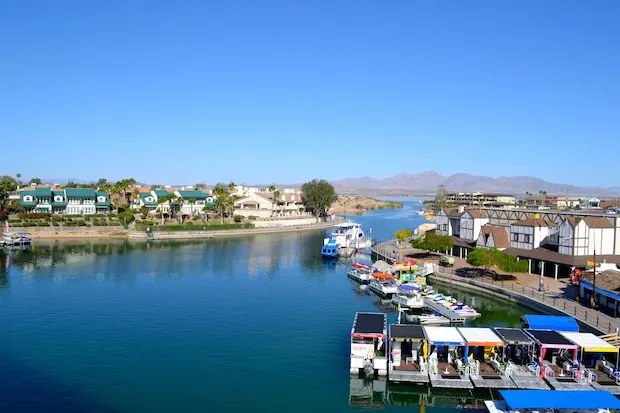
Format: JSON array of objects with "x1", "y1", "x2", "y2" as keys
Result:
[
  {"x1": 524, "y1": 234, "x2": 531, "y2": 243},
  {"x1": 23, "y1": 195, "x2": 33, "y2": 202},
  {"x1": 511, "y1": 233, "x2": 518, "y2": 241}
]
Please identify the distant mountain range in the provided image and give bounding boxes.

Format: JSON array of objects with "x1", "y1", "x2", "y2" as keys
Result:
[{"x1": 330, "y1": 172, "x2": 620, "y2": 196}]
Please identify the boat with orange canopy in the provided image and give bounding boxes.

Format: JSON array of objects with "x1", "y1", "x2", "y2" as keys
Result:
[{"x1": 369, "y1": 272, "x2": 399, "y2": 297}]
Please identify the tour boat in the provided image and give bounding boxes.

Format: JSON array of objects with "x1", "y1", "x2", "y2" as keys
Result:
[
  {"x1": 347, "y1": 263, "x2": 374, "y2": 284},
  {"x1": 321, "y1": 237, "x2": 340, "y2": 258},
  {"x1": 391, "y1": 284, "x2": 424, "y2": 309},
  {"x1": 323, "y1": 220, "x2": 372, "y2": 251},
  {"x1": 350, "y1": 312, "x2": 388, "y2": 377},
  {"x1": 368, "y1": 272, "x2": 398, "y2": 297}
]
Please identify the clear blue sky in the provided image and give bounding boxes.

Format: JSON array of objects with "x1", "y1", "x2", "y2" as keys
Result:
[{"x1": 1, "y1": 0, "x2": 618, "y2": 186}]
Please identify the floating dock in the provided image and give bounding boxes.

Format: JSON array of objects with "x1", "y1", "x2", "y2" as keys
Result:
[
  {"x1": 388, "y1": 325, "x2": 429, "y2": 383},
  {"x1": 423, "y1": 298, "x2": 466, "y2": 324}
]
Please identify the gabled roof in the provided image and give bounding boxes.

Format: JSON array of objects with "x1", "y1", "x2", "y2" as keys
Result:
[
  {"x1": 176, "y1": 190, "x2": 209, "y2": 199},
  {"x1": 139, "y1": 192, "x2": 157, "y2": 206},
  {"x1": 441, "y1": 208, "x2": 463, "y2": 218},
  {"x1": 464, "y1": 210, "x2": 488, "y2": 219},
  {"x1": 511, "y1": 218, "x2": 554, "y2": 227},
  {"x1": 480, "y1": 225, "x2": 510, "y2": 249},
  {"x1": 566, "y1": 216, "x2": 614, "y2": 229},
  {"x1": 34, "y1": 187, "x2": 52, "y2": 197},
  {"x1": 65, "y1": 188, "x2": 96, "y2": 198},
  {"x1": 95, "y1": 191, "x2": 110, "y2": 206},
  {"x1": 154, "y1": 189, "x2": 170, "y2": 198}
]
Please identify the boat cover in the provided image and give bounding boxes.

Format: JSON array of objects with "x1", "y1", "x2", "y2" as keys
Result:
[
  {"x1": 390, "y1": 325, "x2": 425, "y2": 341},
  {"x1": 372, "y1": 272, "x2": 394, "y2": 280},
  {"x1": 372, "y1": 260, "x2": 396, "y2": 274},
  {"x1": 499, "y1": 390, "x2": 620, "y2": 410},
  {"x1": 522, "y1": 315, "x2": 579, "y2": 332},
  {"x1": 493, "y1": 328, "x2": 533, "y2": 345},
  {"x1": 457, "y1": 327, "x2": 504, "y2": 347},
  {"x1": 560, "y1": 332, "x2": 619, "y2": 353},
  {"x1": 398, "y1": 284, "x2": 420, "y2": 292},
  {"x1": 352, "y1": 313, "x2": 386, "y2": 337},
  {"x1": 423, "y1": 326, "x2": 465, "y2": 346}
]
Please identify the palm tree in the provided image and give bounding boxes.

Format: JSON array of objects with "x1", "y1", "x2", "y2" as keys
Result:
[
  {"x1": 188, "y1": 198, "x2": 196, "y2": 217},
  {"x1": 273, "y1": 189, "x2": 281, "y2": 217},
  {"x1": 268, "y1": 184, "x2": 277, "y2": 217},
  {"x1": 195, "y1": 183, "x2": 206, "y2": 190},
  {"x1": 15, "y1": 173, "x2": 21, "y2": 188},
  {"x1": 212, "y1": 183, "x2": 230, "y2": 225}
]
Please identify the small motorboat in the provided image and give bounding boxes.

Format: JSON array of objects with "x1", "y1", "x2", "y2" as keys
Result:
[
  {"x1": 368, "y1": 272, "x2": 398, "y2": 297},
  {"x1": 392, "y1": 284, "x2": 423, "y2": 309},
  {"x1": 347, "y1": 263, "x2": 374, "y2": 284}
]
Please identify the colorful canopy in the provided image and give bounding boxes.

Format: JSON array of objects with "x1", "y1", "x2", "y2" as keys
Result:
[
  {"x1": 351, "y1": 263, "x2": 371, "y2": 269},
  {"x1": 423, "y1": 326, "x2": 465, "y2": 346},
  {"x1": 372, "y1": 272, "x2": 394, "y2": 280},
  {"x1": 457, "y1": 327, "x2": 504, "y2": 347},
  {"x1": 499, "y1": 390, "x2": 620, "y2": 410},
  {"x1": 522, "y1": 315, "x2": 579, "y2": 332},
  {"x1": 560, "y1": 332, "x2": 619, "y2": 353}
]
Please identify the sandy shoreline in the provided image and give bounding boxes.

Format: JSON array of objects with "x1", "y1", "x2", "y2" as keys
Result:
[{"x1": 14, "y1": 219, "x2": 340, "y2": 240}]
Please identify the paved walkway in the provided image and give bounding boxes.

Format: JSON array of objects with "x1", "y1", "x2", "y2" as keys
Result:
[{"x1": 372, "y1": 240, "x2": 620, "y2": 334}]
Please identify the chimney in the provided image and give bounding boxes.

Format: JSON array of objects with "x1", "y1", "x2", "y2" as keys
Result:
[{"x1": 458, "y1": 205, "x2": 465, "y2": 213}]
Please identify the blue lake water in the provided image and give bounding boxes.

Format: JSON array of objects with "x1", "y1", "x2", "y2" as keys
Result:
[{"x1": 0, "y1": 199, "x2": 531, "y2": 412}]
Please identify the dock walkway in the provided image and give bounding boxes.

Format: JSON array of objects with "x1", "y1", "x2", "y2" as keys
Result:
[{"x1": 372, "y1": 240, "x2": 620, "y2": 334}]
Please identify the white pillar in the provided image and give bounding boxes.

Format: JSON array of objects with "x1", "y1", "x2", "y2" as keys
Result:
[
  {"x1": 464, "y1": 249, "x2": 468, "y2": 259},
  {"x1": 540, "y1": 261, "x2": 545, "y2": 291},
  {"x1": 450, "y1": 247, "x2": 453, "y2": 256},
  {"x1": 516, "y1": 257, "x2": 520, "y2": 261},
  {"x1": 554, "y1": 263, "x2": 559, "y2": 280},
  {"x1": 528, "y1": 259, "x2": 532, "y2": 274}
]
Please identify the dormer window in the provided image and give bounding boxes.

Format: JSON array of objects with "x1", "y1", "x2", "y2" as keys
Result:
[
  {"x1": 23, "y1": 195, "x2": 33, "y2": 202},
  {"x1": 146, "y1": 197, "x2": 153, "y2": 202},
  {"x1": 97, "y1": 196, "x2": 106, "y2": 202},
  {"x1": 55, "y1": 196, "x2": 63, "y2": 202}
]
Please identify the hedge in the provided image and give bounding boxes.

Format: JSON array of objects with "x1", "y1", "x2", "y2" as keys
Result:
[{"x1": 143, "y1": 223, "x2": 254, "y2": 232}]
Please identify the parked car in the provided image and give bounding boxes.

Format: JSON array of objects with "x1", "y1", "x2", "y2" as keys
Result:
[{"x1": 439, "y1": 256, "x2": 454, "y2": 267}]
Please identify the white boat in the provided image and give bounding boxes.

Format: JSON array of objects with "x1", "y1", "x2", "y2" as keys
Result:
[
  {"x1": 323, "y1": 220, "x2": 372, "y2": 250},
  {"x1": 368, "y1": 276, "x2": 398, "y2": 297},
  {"x1": 347, "y1": 263, "x2": 374, "y2": 284},
  {"x1": 392, "y1": 284, "x2": 424, "y2": 308},
  {"x1": 418, "y1": 313, "x2": 450, "y2": 325},
  {"x1": 2, "y1": 231, "x2": 31, "y2": 246}
]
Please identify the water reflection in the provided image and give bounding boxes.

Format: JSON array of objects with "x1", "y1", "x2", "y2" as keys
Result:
[{"x1": 351, "y1": 377, "x2": 491, "y2": 410}]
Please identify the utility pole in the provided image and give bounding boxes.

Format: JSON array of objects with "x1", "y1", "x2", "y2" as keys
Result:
[{"x1": 591, "y1": 248, "x2": 597, "y2": 309}]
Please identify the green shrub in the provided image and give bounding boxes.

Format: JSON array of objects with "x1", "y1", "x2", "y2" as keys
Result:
[
  {"x1": 36, "y1": 222, "x2": 49, "y2": 227},
  {"x1": 64, "y1": 221, "x2": 77, "y2": 227},
  {"x1": 234, "y1": 215, "x2": 243, "y2": 223},
  {"x1": 18, "y1": 212, "x2": 51, "y2": 220},
  {"x1": 149, "y1": 223, "x2": 254, "y2": 232},
  {"x1": 8, "y1": 219, "x2": 21, "y2": 224},
  {"x1": 21, "y1": 222, "x2": 37, "y2": 227},
  {"x1": 141, "y1": 220, "x2": 155, "y2": 226},
  {"x1": 248, "y1": 216, "x2": 257, "y2": 220}
]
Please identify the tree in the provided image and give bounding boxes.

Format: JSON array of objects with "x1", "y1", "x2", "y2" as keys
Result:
[
  {"x1": 467, "y1": 248, "x2": 528, "y2": 277},
  {"x1": 188, "y1": 198, "x2": 196, "y2": 216},
  {"x1": 300, "y1": 179, "x2": 337, "y2": 222},
  {"x1": 268, "y1": 184, "x2": 277, "y2": 216},
  {"x1": 195, "y1": 183, "x2": 206, "y2": 190},
  {"x1": 466, "y1": 248, "x2": 497, "y2": 274},
  {"x1": 151, "y1": 184, "x2": 161, "y2": 190},
  {"x1": 29, "y1": 177, "x2": 42, "y2": 185},
  {"x1": 213, "y1": 183, "x2": 231, "y2": 225},
  {"x1": 0, "y1": 177, "x2": 18, "y2": 221},
  {"x1": 273, "y1": 189, "x2": 281, "y2": 217},
  {"x1": 394, "y1": 229, "x2": 413, "y2": 243},
  {"x1": 96, "y1": 178, "x2": 108, "y2": 189},
  {"x1": 15, "y1": 173, "x2": 21, "y2": 187},
  {"x1": 411, "y1": 232, "x2": 452, "y2": 253},
  {"x1": 434, "y1": 184, "x2": 447, "y2": 212}
]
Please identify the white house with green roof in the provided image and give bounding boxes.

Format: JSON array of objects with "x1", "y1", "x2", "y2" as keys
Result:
[
  {"x1": 173, "y1": 190, "x2": 216, "y2": 215},
  {"x1": 19, "y1": 188, "x2": 110, "y2": 214},
  {"x1": 132, "y1": 192, "x2": 158, "y2": 212}
]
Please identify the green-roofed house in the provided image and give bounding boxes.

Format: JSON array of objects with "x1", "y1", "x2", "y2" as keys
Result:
[
  {"x1": 51, "y1": 190, "x2": 67, "y2": 213},
  {"x1": 95, "y1": 191, "x2": 111, "y2": 214},
  {"x1": 132, "y1": 192, "x2": 158, "y2": 212},
  {"x1": 174, "y1": 190, "x2": 216, "y2": 215},
  {"x1": 19, "y1": 187, "x2": 110, "y2": 214},
  {"x1": 64, "y1": 188, "x2": 110, "y2": 214}
]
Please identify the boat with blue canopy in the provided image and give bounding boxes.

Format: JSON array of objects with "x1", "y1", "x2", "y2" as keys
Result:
[
  {"x1": 485, "y1": 389, "x2": 620, "y2": 413},
  {"x1": 392, "y1": 284, "x2": 424, "y2": 309}
]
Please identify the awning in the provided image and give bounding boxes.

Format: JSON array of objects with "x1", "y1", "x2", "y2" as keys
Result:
[
  {"x1": 499, "y1": 390, "x2": 620, "y2": 410},
  {"x1": 494, "y1": 328, "x2": 533, "y2": 345},
  {"x1": 390, "y1": 325, "x2": 425, "y2": 342},
  {"x1": 560, "y1": 332, "x2": 619, "y2": 353},
  {"x1": 372, "y1": 260, "x2": 396, "y2": 274},
  {"x1": 526, "y1": 330, "x2": 578, "y2": 349},
  {"x1": 522, "y1": 315, "x2": 579, "y2": 332},
  {"x1": 457, "y1": 327, "x2": 504, "y2": 347},
  {"x1": 423, "y1": 326, "x2": 465, "y2": 346}
]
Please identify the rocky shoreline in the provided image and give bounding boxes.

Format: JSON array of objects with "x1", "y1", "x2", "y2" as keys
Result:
[{"x1": 329, "y1": 196, "x2": 403, "y2": 214}]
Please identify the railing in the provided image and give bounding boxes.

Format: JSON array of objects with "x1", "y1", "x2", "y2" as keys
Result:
[{"x1": 372, "y1": 239, "x2": 620, "y2": 334}]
